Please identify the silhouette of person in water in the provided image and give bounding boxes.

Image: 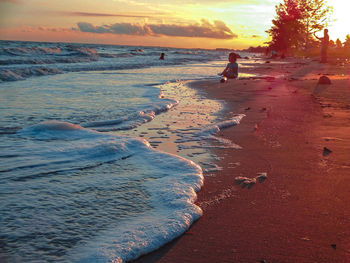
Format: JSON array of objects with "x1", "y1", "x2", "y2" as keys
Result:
[
  {"x1": 220, "y1": 52, "x2": 239, "y2": 79},
  {"x1": 315, "y1": 29, "x2": 329, "y2": 63},
  {"x1": 159, "y1": 53, "x2": 165, "y2": 60}
]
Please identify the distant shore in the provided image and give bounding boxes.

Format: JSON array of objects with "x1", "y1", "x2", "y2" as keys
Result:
[{"x1": 135, "y1": 57, "x2": 350, "y2": 262}]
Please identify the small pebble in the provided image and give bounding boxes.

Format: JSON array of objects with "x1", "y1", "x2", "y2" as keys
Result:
[{"x1": 323, "y1": 147, "x2": 332, "y2": 156}]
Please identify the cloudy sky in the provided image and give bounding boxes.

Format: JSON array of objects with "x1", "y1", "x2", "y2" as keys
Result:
[{"x1": 0, "y1": 0, "x2": 348, "y2": 49}]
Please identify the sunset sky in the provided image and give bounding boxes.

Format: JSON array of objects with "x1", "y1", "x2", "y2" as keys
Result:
[{"x1": 0, "y1": 0, "x2": 348, "y2": 49}]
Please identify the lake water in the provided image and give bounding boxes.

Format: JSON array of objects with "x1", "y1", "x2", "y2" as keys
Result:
[{"x1": 0, "y1": 40, "x2": 257, "y2": 262}]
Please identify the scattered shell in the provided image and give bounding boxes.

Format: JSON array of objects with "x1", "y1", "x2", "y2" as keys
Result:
[
  {"x1": 235, "y1": 177, "x2": 257, "y2": 189},
  {"x1": 234, "y1": 176, "x2": 249, "y2": 183},
  {"x1": 241, "y1": 180, "x2": 251, "y2": 188},
  {"x1": 235, "y1": 174, "x2": 266, "y2": 189},
  {"x1": 256, "y1": 172, "x2": 267, "y2": 183},
  {"x1": 247, "y1": 178, "x2": 257, "y2": 189}
]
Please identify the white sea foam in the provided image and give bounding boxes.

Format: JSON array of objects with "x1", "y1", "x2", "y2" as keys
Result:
[
  {"x1": 68, "y1": 146, "x2": 203, "y2": 263},
  {"x1": 84, "y1": 99, "x2": 178, "y2": 132},
  {"x1": 197, "y1": 115, "x2": 245, "y2": 136},
  {"x1": 175, "y1": 114, "x2": 245, "y2": 149},
  {"x1": 3, "y1": 122, "x2": 135, "y2": 179},
  {"x1": 2, "y1": 121, "x2": 203, "y2": 262}
]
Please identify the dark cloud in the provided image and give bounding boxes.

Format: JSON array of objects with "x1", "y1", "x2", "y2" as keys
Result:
[
  {"x1": 77, "y1": 22, "x2": 151, "y2": 35},
  {"x1": 37, "y1": 26, "x2": 72, "y2": 32},
  {"x1": 77, "y1": 20, "x2": 237, "y2": 39}
]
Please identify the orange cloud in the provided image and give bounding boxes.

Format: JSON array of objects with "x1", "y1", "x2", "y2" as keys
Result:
[{"x1": 77, "y1": 19, "x2": 237, "y2": 39}]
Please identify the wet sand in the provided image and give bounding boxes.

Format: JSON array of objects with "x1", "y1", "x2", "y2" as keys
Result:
[{"x1": 135, "y1": 58, "x2": 350, "y2": 262}]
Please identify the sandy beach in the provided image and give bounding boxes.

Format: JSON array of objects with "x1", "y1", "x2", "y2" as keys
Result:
[
  {"x1": 135, "y1": 58, "x2": 350, "y2": 263},
  {"x1": 3, "y1": 0, "x2": 350, "y2": 261}
]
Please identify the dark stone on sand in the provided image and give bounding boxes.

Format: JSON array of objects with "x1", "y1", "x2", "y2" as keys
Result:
[
  {"x1": 318, "y1": 75, "x2": 332, "y2": 85},
  {"x1": 323, "y1": 147, "x2": 332, "y2": 156},
  {"x1": 256, "y1": 173, "x2": 267, "y2": 183}
]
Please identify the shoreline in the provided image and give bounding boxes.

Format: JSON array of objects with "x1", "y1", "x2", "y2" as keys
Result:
[{"x1": 135, "y1": 58, "x2": 350, "y2": 262}]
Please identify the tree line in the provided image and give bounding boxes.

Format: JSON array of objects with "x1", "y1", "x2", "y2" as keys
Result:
[{"x1": 264, "y1": 0, "x2": 350, "y2": 57}]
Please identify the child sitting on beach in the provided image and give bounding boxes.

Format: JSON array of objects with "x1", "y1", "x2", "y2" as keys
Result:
[{"x1": 220, "y1": 52, "x2": 239, "y2": 79}]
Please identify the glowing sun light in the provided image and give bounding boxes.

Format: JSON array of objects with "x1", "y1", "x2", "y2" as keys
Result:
[{"x1": 327, "y1": 0, "x2": 350, "y2": 41}]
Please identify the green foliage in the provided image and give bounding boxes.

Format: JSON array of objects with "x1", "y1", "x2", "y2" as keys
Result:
[
  {"x1": 344, "y1": 35, "x2": 350, "y2": 48},
  {"x1": 335, "y1": 38, "x2": 342, "y2": 49},
  {"x1": 266, "y1": 0, "x2": 304, "y2": 52},
  {"x1": 329, "y1": 40, "x2": 335, "y2": 48},
  {"x1": 299, "y1": 0, "x2": 332, "y2": 35},
  {"x1": 266, "y1": 0, "x2": 331, "y2": 52}
]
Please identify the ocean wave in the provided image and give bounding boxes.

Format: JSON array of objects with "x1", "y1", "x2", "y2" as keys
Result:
[
  {"x1": 173, "y1": 50, "x2": 200, "y2": 55},
  {"x1": 0, "y1": 47, "x2": 62, "y2": 56},
  {"x1": 84, "y1": 99, "x2": 178, "y2": 131},
  {"x1": 1, "y1": 120, "x2": 203, "y2": 263},
  {"x1": 0, "y1": 46, "x2": 98, "y2": 57},
  {"x1": 3, "y1": 121, "x2": 131, "y2": 179},
  {"x1": 18, "y1": 121, "x2": 98, "y2": 140},
  {"x1": 0, "y1": 126, "x2": 22, "y2": 134},
  {"x1": 99, "y1": 52, "x2": 133, "y2": 58},
  {"x1": 64, "y1": 137, "x2": 203, "y2": 263},
  {"x1": 66, "y1": 45, "x2": 98, "y2": 56},
  {"x1": 0, "y1": 67, "x2": 63, "y2": 81},
  {"x1": 0, "y1": 55, "x2": 99, "y2": 65},
  {"x1": 0, "y1": 41, "x2": 234, "y2": 82},
  {"x1": 175, "y1": 114, "x2": 245, "y2": 149},
  {"x1": 197, "y1": 114, "x2": 245, "y2": 136}
]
